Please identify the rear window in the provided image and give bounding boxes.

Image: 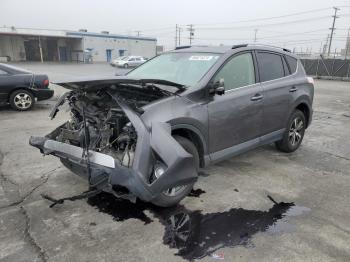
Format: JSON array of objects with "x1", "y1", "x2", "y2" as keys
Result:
[
  {"x1": 285, "y1": 56, "x2": 298, "y2": 74},
  {"x1": 257, "y1": 52, "x2": 284, "y2": 82}
]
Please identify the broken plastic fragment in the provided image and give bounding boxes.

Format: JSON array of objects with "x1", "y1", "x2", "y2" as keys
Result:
[{"x1": 210, "y1": 252, "x2": 224, "y2": 260}]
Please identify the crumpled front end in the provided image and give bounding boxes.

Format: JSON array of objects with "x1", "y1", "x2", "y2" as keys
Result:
[{"x1": 29, "y1": 82, "x2": 197, "y2": 202}]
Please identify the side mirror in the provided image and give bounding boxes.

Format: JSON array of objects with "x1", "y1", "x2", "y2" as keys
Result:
[{"x1": 209, "y1": 78, "x2": 225, "y2": 95}]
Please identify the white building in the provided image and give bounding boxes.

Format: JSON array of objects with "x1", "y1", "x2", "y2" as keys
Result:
[{"x1": 0, "y1": 26, "x2": 157, "y2": 62}]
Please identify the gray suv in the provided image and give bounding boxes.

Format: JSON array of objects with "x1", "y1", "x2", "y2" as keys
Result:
[{"x1": 30, "y1": 44, "x2": 314, "y2": 207}]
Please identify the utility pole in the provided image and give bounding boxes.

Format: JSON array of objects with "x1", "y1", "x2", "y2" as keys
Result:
[
  {"x1": 323, "y1": 34, "x2": 329, "y2": 55},
  {"x1": 178, "y1": 26, "x2": 182, "y2": 46},
  {"x1": 135, "y1": 31, "x2": 141, "y2": 37},
  {"x1": 254, "y1": 29, "x2": 258, "y2": 43},
  {"x1": 187, "y1": 24, "x2": 195, "y2": 45},
  {"x1": 328, "y1": 7, "x2": 340, "y2": 56},
  {"x1": 345, "y1": 27, "x2": 350, "y2": 59},
  {"x1": 175, "y1": 24, "x2": 178, "y2": 48}
]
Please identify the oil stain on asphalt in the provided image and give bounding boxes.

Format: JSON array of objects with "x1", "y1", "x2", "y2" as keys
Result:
[{"x1": 87, "y1": 191, "x2": 310, "y2": 261}]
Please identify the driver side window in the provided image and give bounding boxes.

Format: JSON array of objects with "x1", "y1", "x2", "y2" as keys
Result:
[{"x1": 214, "y1": 53, "x2": 255, "y2": 91}]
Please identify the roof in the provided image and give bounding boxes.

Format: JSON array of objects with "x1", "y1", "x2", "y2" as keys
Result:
[
  {"x1": 168, "y1": 44, "x2": 297, "y2": 57},
  {"x1": 0, "y1": 26, "x2": 156, "y2": 42},
  {"x1": 66, "y1": 31, "x2": 157, "y2": 42},
  {"x1": 170, "y1": 45, "x2": 232, "y2": 54}
]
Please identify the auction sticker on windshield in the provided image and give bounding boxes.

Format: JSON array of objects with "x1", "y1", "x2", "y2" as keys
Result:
[{"x1": 189, "y1": 55, "x2": 218, "y2": 61}]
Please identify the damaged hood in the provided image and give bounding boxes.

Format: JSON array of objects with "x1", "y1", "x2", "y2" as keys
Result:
[{"x1": 54, "y1": 76, "x2": 186, "y2": 92}]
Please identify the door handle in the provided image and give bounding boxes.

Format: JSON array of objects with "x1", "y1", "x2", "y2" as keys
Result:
[
  {"x1": 251, "y1": 94, "x2": 263, "y2": 101},
  {"x1": 289, "y1": 87, "x2": 298, "y2": 92}
]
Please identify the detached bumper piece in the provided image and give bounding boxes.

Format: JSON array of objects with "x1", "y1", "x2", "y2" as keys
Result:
[{"x1": 29, "y1": 120, "x2": 197, "y2": 202}]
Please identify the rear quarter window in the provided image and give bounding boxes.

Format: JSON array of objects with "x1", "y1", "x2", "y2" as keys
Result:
[
  {"x1": 256, "y1": 52, "x2": 284, "y2": 82},
  {"x1": 285, "y1": 56, "x2": 298, "y2": 74}
]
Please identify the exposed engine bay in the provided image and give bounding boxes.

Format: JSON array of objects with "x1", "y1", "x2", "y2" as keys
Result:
[
  {"x1": 51, "y1": 83, "x2": 171, "y2": 168},
  {"x1": 30, "y1": 78, "x2": 198, "y2": 207}
]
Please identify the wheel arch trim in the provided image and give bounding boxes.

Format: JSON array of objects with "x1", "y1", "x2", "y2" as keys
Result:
[{"x1": 171, "y1": 124, "x2": 208, "y2": 167}]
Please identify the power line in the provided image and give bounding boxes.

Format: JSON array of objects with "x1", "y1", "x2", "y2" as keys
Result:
[
  {"x1": 191, "y1": 7, "x2": 332, "y2": 26},
  {"x1": 258, "y1": 29, "x2": 329, "y2": 40},
  {"x1": 195, "y1": 15, "x2": 341, "y2": 30}
]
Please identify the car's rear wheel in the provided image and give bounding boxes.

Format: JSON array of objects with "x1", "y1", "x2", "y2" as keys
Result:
[
  {"x1": 275, "y1": 109, "x2": 306, "y2": 153},
  {"x1": 151, "y1": 136, "x2": 199, "y2": 207},
  {"x1": 9, "y1": 89, "x2": 34, "y2": 111},
  {"x1": 124, "y1": 63, "x2": 129, "y2": 69}
]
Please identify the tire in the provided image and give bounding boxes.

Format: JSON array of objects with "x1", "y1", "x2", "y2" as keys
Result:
[
  {"x1": 151, "y1": 136, "x2": 199, "y2": 207},
  {"x1": 9, "y1": 89, "x2": 34, "y2": 111},
  {"x1": 275, "y1": 109, "x2": 306, "y2": 153},
  {"x1": 123, "y1": 63, "x2": 129, "y2": 69}
]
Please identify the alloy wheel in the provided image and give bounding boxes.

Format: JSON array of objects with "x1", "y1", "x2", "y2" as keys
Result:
[
  {"x1": 14, "y1": 93, "x2": 32, "y2": 109},
  {"x1": 289, "y1": 117, "x2": 304, "y2": 146}
]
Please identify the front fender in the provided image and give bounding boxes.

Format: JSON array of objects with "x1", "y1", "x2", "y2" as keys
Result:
[{"x1": 109, "y1": 93, "x2": 198, "y2": 200}]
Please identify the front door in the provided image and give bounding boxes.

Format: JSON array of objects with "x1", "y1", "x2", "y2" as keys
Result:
[{"x1": 208, "y1": 52, "x2": 263, "y2": 159}]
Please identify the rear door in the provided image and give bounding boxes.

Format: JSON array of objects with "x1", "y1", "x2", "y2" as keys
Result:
[
  {"x1": 256, "y1": 51, "x2": 292, "y2": 136},
  {"x1": 208, "y1": 52, "x2": 263, "y2": 157}
]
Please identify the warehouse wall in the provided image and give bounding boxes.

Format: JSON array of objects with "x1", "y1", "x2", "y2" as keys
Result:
[
  {"x1": 0, "y1": 35, "x2": 26, "y2": 61},
  {"x1": 82, "y1": 35, "x2": 156, "y2": 62}
]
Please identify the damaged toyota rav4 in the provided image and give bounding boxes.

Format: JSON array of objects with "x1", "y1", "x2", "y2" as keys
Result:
[{"x1": 30, "y1": 45, "x2": 314, "y2": 207}]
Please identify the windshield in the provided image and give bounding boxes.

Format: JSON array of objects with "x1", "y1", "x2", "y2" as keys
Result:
[{"x1": 127, "y1": 52, "x2": 221, "y2": 86}]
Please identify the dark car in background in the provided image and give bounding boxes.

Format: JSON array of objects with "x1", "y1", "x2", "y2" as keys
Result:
[
  {"x1": 30, "y1": 44, "x2": 314, "y2": 207},
  {"x1": 0, "y1": 63, "x2": 54, "y2": 111}
]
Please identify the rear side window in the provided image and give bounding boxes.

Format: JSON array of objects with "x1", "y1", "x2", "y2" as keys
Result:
[
  {"x1": 257, "y1": 52, "x2": 284, "y2": 82},
  {"x1": 214, "y1": 52, "x2": 255, "y2": 91},
  {"x1": 285, "y1": 56, "x2": 298, "y2": 74}
]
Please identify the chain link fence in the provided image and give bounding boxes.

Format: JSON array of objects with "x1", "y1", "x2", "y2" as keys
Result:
[{"x1": 301, "y1": 56, "x2": 350, "y2": 80}]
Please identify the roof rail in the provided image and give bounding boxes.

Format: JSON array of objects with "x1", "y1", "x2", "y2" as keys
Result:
[
  {"x1": 175, "y1": 45, "x2": 191, "y2": 50},
  {"x1": 248, "y1": 44, "x2": 291, "y2": 53},
  {"x1": 232, "y1": 44, "x2": 248, "y2": 49}
]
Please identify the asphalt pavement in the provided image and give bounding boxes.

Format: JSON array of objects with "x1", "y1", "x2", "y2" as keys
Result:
[{"x1": 0, "y1": 63, "x2": 349, "y2": 262}]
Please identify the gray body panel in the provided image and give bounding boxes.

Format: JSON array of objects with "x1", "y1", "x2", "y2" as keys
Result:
[{"x1": 29, "y1": 45, "x2": 314, "y2": 202}]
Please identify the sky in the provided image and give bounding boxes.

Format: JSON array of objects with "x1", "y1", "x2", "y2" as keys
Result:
[{"x1": 1, "y1": 0, "x2": 350, "y2": 52}]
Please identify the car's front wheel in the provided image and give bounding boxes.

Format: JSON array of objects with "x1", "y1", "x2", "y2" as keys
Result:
[
  {"x1": 151, "y1": 136, "x2": 199, "y2": 207},
  {"x1": 123, "y1": 63, "x2": 129, "y2": 69},
  {"x1": 275, "y1": 109, "x2": 306, "y2": 153},
  {"x1": 9, "y1": 89, "x2": 34, "y2": 111}
]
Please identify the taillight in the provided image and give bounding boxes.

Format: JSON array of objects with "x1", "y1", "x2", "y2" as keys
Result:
[{"x1": 43, "y1": 79, "x2": 49, "y2": 87}]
